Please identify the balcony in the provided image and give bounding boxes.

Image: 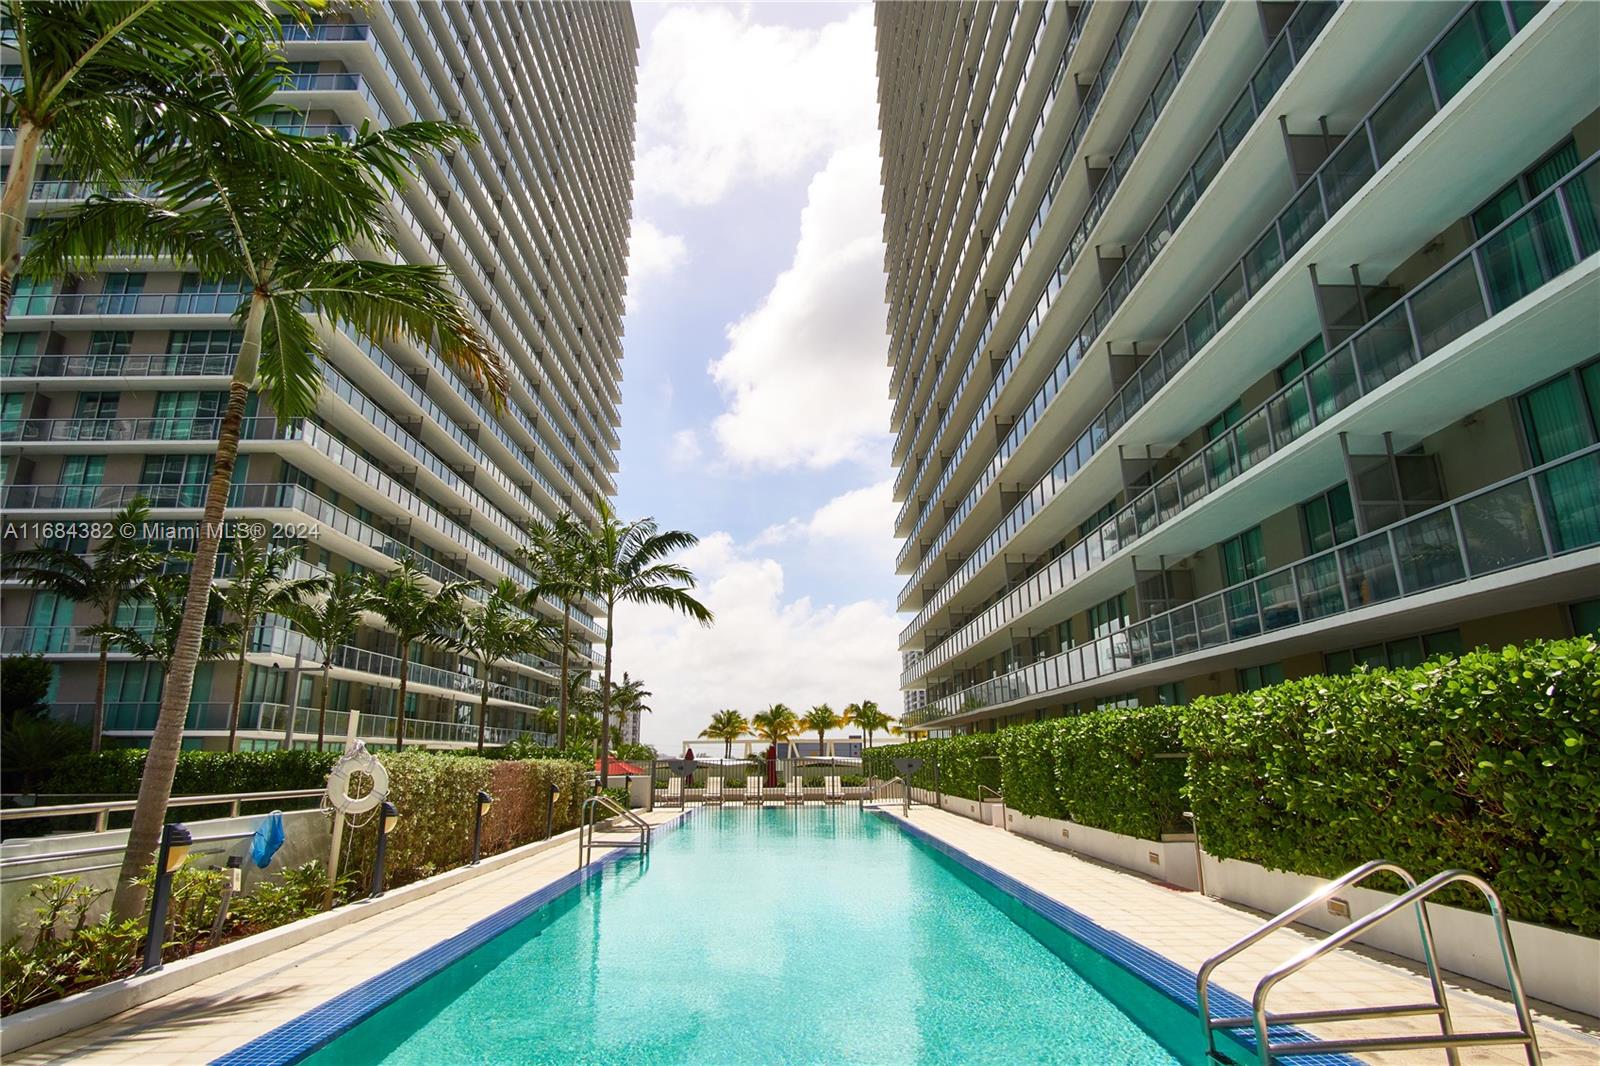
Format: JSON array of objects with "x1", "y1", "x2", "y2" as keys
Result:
[
  {"x1": 904, "y1": 151, "x2": 1600, "y2": 682},
  {"x1": 907, "y1": 443, "x2": 1600, "y2": 728},
  {"x1": 0, "y1": 351, "x2": 235, "y2": 380}
]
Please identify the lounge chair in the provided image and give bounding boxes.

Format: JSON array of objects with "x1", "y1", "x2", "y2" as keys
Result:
[
  {"x1": 825, "y1": 775, "x2": 843, "y2": 805},
  {"x1": 663, "y1": 776, "x2": 683, "y2": 808},
  {"x1": 705, "y1": 775, "x2": 724, "y2": 805},
  {"x1": 745, "y1": 778, "x2": 764, "y2": 805},
  {"x1": 784, "y1": 777, "x2": 802, "y2": 806}
]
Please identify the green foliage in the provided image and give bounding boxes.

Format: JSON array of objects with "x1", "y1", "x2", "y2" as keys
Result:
[
  {"x1": 861, "y1": 735, "x2": 1000, "y2": 800},
  {"x1": 803, "y1": 775, "x2": 824, "y2": 788},
  {"x1": 841, "y1": 775, "x2": 866, "y2": 788},
  {"x1": 998, "y1": 721, "x2": 1064, "y2": 818},
  {"x1": 1, "y1": 655, "x2": 54, "y2": 720},
  {"x1": 230, "y1": 862, "x2": 355, "y2": 931},
  {"x1": 2, "y1": 715, "x2": 90, "y2": 793},
  {"x1": 1052, "y1": 707, "x2": 1186, "y2": 839},
  {"x1": 491, "y1": 736, "x2": 592, "y2": 764},
  {"x1": 1183, "y1": 637, "x2": 1600, "y2": 933},
  {"x1": 43, "y1": 748, "x2": 340, "y2": 796},
  {"x1": 615, "y1": 742, "x2": 658, "y2": 763}
]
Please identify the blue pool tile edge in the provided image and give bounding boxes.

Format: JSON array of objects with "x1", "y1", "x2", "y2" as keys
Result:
[
  {"x1": 877, "y1": 811, "x2": 1361, "y2": 1066},
  {"x1": 209, "y1": 810, "x2": 696, "y2": 1066}
]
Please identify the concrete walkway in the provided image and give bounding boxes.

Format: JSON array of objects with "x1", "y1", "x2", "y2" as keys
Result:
[
  {"x1": 5, "y1": 809, "x2": 682, "y2": 1065},
  {"x1": 880, "y1": 806, "x2": 1600, "y2": 1065}
]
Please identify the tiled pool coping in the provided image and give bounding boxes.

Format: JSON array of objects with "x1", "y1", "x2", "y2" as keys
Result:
[
  {"x1": 877, "y1": 810, "x2": 1360, "y2": 1066},
  {"x1": 209, "y1": 810, "x2": 696, "y2": 1066}
]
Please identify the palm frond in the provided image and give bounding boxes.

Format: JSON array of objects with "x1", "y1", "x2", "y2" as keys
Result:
[
  {"x1": 258, "y1": 292, "x2": 325, "y2": 419},
  {"x1": 21, "y1": 197, "x2": 240, "y2": 281}
]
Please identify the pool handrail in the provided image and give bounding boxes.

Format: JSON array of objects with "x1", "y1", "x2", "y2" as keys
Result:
[
  {"x1": 577, "y1": 793, "x2": 650, "y2": 870},
  {"x1": 859, "y1": 776, "x2": 910, "y2": 816}
]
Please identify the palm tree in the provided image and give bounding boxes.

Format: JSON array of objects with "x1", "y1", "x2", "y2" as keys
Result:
[
  {"x1": 583, "y1": 498, "x2": 712, "y2": 788},
  {"x1": 845, "y1": 700, "x2": 894, "y2": 748},
  {"x1": 0, "y1": 0, "x2": 287, "y2": 323},
  {"x1": 800, "y1": 703, "x2": 844, "y2": 759},
  {"x1": 607, "y1": 672, "x2": 651, "y2": 754},
  {"x1": 446, "y1": 579, "x2": 556, "y2": 752},
  {"x1": 751, "y1": 703, "x2": 801, "y2": 759},
  {"x1": 699, "y1": 709, "x2": 749, "y2": 759},
  {"x1": 34, "y1": 41, "x2": 510, "y2": 923},
  {"x1": 358, "y1": 558, "x2": 473, "y2": 752},
  {"x1": 89, "y1": 571, "x2": 238, "y2": 691},
  {"x1": 279, "y1": 570, "x2": 363, "y2": 751},
  {"x1": 524, "y1": 512, "x2": 592, "y2": 752},
  {"x1": 4, "y1": 498, "x2": 161, "y2": 751},
  {"x1": 218, "y1": 535, "x2": 322, "y2": 751}
]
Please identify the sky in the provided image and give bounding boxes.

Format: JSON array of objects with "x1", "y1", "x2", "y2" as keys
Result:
[{"x1": 608, "y1": 2, "x2": 901, "y2": 749}]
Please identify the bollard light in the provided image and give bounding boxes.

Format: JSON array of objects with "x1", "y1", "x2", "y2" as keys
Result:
[
  {"x1": 369, "y1": 800, "x2": 398, "y2": 899},
  {"x1": 140, "y1": 822, "x2": 193, "y2": 974},
  {"x1": 471, "y1": 790, "x2": 493, "y2": 865}
]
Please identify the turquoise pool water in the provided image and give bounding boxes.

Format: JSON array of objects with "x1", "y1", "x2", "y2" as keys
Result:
[{"x1": 299, "y1": 808, "x2": 1239, "y2": 1065}]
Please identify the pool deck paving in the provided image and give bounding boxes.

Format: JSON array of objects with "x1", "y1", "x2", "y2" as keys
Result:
[
  {"x1": 881, "y1": 806, "x2": 1600, "y2": 1066},
  {"x1": 4, "y1": 808, "x2": 684, "y2": 1066},
  {"x1": 6, "y1": 803, "x2": 1597, "y2": 1065}
]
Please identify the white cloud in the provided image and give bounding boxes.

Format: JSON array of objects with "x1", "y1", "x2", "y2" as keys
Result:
[
  {"x1": 708, "y1": 144, "x2": 891, "y2": 470},
  {"x1": 636, "y1": 6, "x2": 878, "y2": 207},
  {"x1": 667, "y1": 428, "x2": 703, "y2": 468},
  {"x1": 625, "y1": 218, "x2": 688, "y2": 310},
  {"x1": 612, "y1": 530, "x2": 902, "y2": 750},
  {"x1": 755, "y1": 478, "x2": 896, "y2": 571}
]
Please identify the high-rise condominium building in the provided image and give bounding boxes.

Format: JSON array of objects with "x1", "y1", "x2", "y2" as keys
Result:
[
  {"x1": 1, "y1": 3, "x2": 638, "y2": 750},
  {"x1": 878, "y1": 0, "x2": 1599, "y2": 736}
]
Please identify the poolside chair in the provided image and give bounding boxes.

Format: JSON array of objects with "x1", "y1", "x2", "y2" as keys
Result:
[
  {"x1": 704, "y1": 775, "x2": 724, "y2": 805},
  {"x1": 825, "y1": 775, "x2": 843, "y2": 805},
  {"x1": 784, "y1": 776, "x2": 803, "y2": 806},
  {"x1": 664, "y1": 776, "x2": 683, "y2": 808},
  {"x1": 745, "y1": 777, "x2": 764, "y2": 805}
]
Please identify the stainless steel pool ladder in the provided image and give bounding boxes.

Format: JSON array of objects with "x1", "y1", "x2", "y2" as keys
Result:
[
  {"x1": 858, "y1": 776, "x2": 910, "y2": 816},
  {"x1": 577, "y1": 794, "x2": 651, "y2": 870},
  {"x1": 1196, "y1": 860, "x2": 1541, "y2": 1065}
]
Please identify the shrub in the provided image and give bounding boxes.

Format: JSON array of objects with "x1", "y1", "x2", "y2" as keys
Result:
[
  {"x1": 41, "y1": 749, "x2": 339, "y2": 800},
  {"x1": 998, "y1": 721, "x2": 1065, "y2": 818},
  {"x1": 1052, "y1": 706, "x2": 1186, "y2": 839},
  {"x1": 841, "y1": 775, "x2": 865, "y2": 787},
  {"x1": 803, "y1": 775, "x2": 824, "y2": 788},
  {"x1": 862, "y1": 735, "x2": 999, "y2": 799},
  {"x1": 1183, "y1": 637, "x2": 1600, "y2": 933},
  {"x1": 1, "y1": 654, "x2": 53, "y2": 720}
]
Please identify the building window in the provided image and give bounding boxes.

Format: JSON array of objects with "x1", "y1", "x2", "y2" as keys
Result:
[
  {"x1": 1276, "y1": 335, "x2": 1326, "y2": 386},
  {"x1": 1573, "y1": 598, "x2": 1600, "y2": 636},
  {"x1": 1095, "y1": 693, "x2": 1137, "y2": 710},
  {"x1": 1077, "y1": 497, "x2": 1117, "y2": 540},
  {"x1": 1, "y1": 393, "x2": 24, "y2": 437},
  {"x1": 1324, "y1": 629, "x2": 1463, "y2": 674},
  {"x1": 1205, "y1": 400, "x2": 1243, "y2": 442},
  {"x1": 139, "y1": 454, "x2": 210, "y2": 506},
  {"x1": 1237, "y1": 662, "x2": 1285, "y2": 692},
  {"x1": 1519, "y1": 364, "x2": 1599, "y2": 465},
  {"x1": 1155, "y1": 681, "x2": 1186, "y2": 706},
  {"x1": 60, "y1": 456, "x2": 105, "y2": 507},
  {"x1": 1087, "y1": 594, "x2": 1128, "y2": 640},
  {"x1": 1220, "y1": 526, "x2": 1265, "y2": 585},
  {"x1": 1302, "y1": 484, "x2": 1357, "y2": 554},
  {"x1": 95, "y1": 273, "x2": 145, "y2": 314},
  {"x1": 74, "y1": 392, "x2": 119, "y2": 420},
  {"x1": 2, "y1": 332, "x2": 39, "y2": 374}
]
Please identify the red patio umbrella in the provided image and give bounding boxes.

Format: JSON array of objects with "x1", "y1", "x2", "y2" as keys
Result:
[
  {"x1": 596, "y1": 757, "x2": 645, "y2": 776},
  {"x1": 765, "y1": 744, "x2": 778, "y2": 788}
]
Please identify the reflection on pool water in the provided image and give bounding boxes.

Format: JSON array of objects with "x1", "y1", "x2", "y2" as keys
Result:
[{"x1": 299, "y1": 807, "x2": 1246, "y2": 1065}]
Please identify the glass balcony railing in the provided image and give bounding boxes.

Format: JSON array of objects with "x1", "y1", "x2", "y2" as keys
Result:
[
  {"x1": 901, "y1": 0, "x2": 1545, "y2": 629},
  {"x1": 6, "y1": 292, "x2": 243, "y2": 317},
  {"x1": 898, "y1": 0, "x2": 1337, "y2": 572},
  {"x1": 897, "y1": 0, "x2": 1231, "y2": 552},
  {"x1": 906, "y1": 151, "x2": 1600, "y2": 681},
  {"x1": 280, "y1": 20, "x2": 371, "y2": 41},
  {"x1": 0, "y1": 415, "x2": 284, "y2": 444},
  {"x1": 906, "y1": 442, "x2": 1600, "y2": 726},
  {"x1": 0, "y1": 352, "x2": 235, "y2": 378}
]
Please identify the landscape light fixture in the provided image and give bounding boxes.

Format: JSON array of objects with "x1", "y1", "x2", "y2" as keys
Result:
[
  {"x1": 140, "y1": 822, "x2": 193, "y2": 974},
  {"x1": 471, "y1": 790, "x2": 493, "y2": 864},
  {"x1": 370, "y1": 800, "x2": 399, "y2": 899}
]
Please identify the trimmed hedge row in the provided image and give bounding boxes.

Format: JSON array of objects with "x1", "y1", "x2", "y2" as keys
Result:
[
  {"x1": 1184, "y1": 638, "x2": 1600, "y2": 934},
  {"x1": 861, "y1": 734, "x2": 999, "y2": 800},
  {"x1": 339, "y1": 752, "x2": 589, "y2": 891},
  {"x1": 42, "y1": 749, "x2": 340, "y2": 797},
  {"x1": 915, "y1": 636, "x2": 1599, "y2": 934}
]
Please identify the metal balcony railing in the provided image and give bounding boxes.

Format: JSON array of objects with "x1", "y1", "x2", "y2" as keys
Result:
[
  {"x1": 905, "y1": 442, "x2": 1600, "y2": 726},
  {"x1": 906, "y1": 151, "x2": 1600, "y2": 682}
]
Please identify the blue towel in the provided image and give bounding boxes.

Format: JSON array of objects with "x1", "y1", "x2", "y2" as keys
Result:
[{"x1": 250, "y1": 810, "x2": 286, "y2": 869}]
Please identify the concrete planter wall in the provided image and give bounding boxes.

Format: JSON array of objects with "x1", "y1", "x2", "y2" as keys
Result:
[
  {"x1": 1200, "y1": 854, "x2": 1600, "y2": 1016},
  {"x1": 1002, "y1": 809, "x2": 1201, "y2": 892}
]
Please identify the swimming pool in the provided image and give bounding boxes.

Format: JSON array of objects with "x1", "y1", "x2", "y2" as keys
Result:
[{"x1": 243, "y1": 808, "x2": 1285, "y2": 1065}]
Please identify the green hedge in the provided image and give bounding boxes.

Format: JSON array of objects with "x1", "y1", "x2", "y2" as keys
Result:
[
  {"x1": 1054, "y1": 706, "x2": 1186, "y2": 839},
  {"x1": 42, "y1": 749, "x2": 340, "y2": 796},
  {"x1": 861, "y1": 735, "x2": 999, "y2": 800},
  {"x1": 344, "y1": 753, "x2": 589, "y2": 890},
  {"x1": 998, "y1": 721, "x2": 1063, "y2": 818},
  {"x1": 1183, "y1": 637, "x2": 1600, "y2": 934}
]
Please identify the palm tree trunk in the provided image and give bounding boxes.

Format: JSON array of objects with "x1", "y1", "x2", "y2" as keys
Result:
[
  {"x1": 598, "y1": 597, "x2": 615, "y2": 789},
  {"x1": 556, "y1": 602, "x2": 570, "y2": 750},
  {"x1": 477, "y1": 673, "x2": 490, "y2": 753},
  {"x1": 92, "y1": 641, "x2": 110, "y2": 755},
  {"x1": 226, "y1": 620, "x2": 250, "y2": 752},
  {"x1": 395, "y1": 652, "x2": 409, "y2": 751},
  {"x1": 110, "y1": 293, "x2": 265, "y2": 922},
  {"x1": 316, "y1": 663, "x2": 331, "y2": 751},
  {"x1": 724, "y1": 737, "x2": 731, "y2": 759},
  {"x1": 0, "y1": 119, "x2": 43, "y2": 331}
]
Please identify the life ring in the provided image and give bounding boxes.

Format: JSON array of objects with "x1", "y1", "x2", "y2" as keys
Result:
[{"x1": 325, "y1": 742, "x2": 388, "y2": 815}]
